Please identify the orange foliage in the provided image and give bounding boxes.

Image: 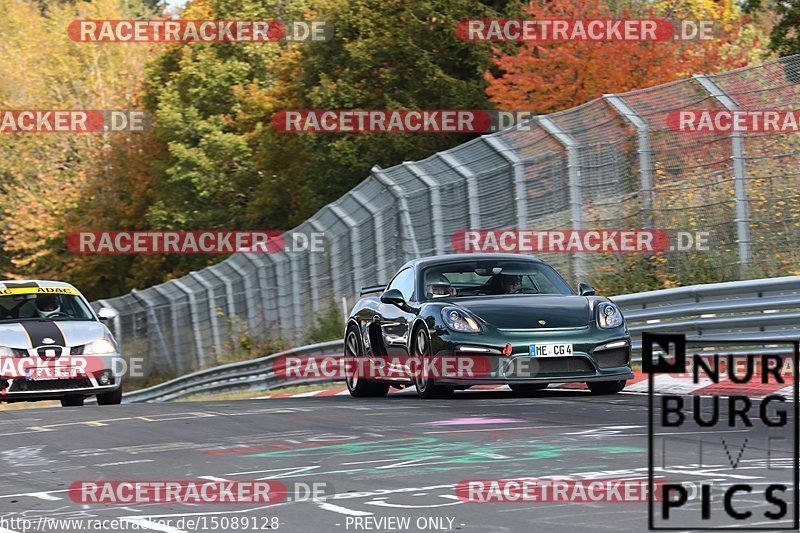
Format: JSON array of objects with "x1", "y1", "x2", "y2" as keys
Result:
[{"x1": 486, "y1": 0, "x2": 753, "y2": 113}]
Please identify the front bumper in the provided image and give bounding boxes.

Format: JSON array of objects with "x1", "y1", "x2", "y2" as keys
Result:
[
  {"x1": 0, "y1": 353, "x2": 122, "y2": 402},
  {"x1": 430, "y1": 327, "x2": 632, "y2": 385}
]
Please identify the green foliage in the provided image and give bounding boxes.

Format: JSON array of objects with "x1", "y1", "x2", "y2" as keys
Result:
[
  {"x1": 243, "y1": 0, "x2": 517, "y2": 229},
  {"x1": 304, "y1": 302, "x2": 345, "y2": 344},
  {"x1": 770, "y1": 0, "x2": 800, "y2": 56}
]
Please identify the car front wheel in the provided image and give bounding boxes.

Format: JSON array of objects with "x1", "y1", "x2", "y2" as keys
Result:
[
  {"x1": 413, "y1": 328, "x2": 453, "y2": 399},
  {"x1": 587, "y1": 380, "x2": 627, "y2": 395}
]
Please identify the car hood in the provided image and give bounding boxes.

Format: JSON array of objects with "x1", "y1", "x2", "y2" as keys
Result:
[
  {"x1": 453, "y1": 295, "x2": 591, "y2": 329},
  {"x1": 0, "y1": 320, "x2": 107, "y2": 348}
]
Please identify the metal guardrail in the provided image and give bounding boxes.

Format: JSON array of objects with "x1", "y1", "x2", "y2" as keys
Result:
[
  {"x1": 124, "y1": 276, "x2": 800, "y2": 403},
  {"x1": 123, "y1": 340, "x2": 344, "y2": 403}
]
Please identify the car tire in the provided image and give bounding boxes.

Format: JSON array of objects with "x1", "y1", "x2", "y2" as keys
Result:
[
  {"x1": 413, "y1": 327, "x2": 453, "y2": 399},
  {"x1": 509, "y1": 383, "x2": 549, "y2": 396},
  {"x1": 61, "y1": 395, "x2": 84, "y2": 407},
  {"x1": 345, "y1": 325, "x2": 389, "y2": 398},
  {"x1": 587, "y1": 380, "x2": 627, "y2": 395},
  {"x1": 97, "y1": 386, "x2": 123, "y2": 405}
]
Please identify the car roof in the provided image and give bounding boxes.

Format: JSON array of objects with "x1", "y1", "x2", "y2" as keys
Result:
[
  {"x1": 0, "y1": 280, "x2": 79, "y2": 290},
  {"x1": 402, "y1": 253, "x2": 545, "y2": 271}
]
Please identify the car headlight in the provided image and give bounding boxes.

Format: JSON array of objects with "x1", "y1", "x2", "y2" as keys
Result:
[
  {"x1": 0, "y1": 346, "x2": 14, "y2": 357},
  {"x1": 83, "y1": 338, "x2": 117, "y2": 355},
  {"x1": 597, "y1": 302, "x2": 624, "y2": 329},
  {"x1": 442, "y1": 307, "x2": 481, "y2": 333}
]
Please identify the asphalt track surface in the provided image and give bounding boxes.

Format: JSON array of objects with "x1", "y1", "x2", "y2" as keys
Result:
[{"x1": 0, "y1": 389, "x2": 795, "y2": 533}]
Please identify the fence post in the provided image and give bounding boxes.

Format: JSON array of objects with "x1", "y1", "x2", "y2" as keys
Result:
[
  {"x1": 538, "y1": 116, "x2": 586, "y2": 281},
  {"x1": 603, "y1": 94, "x2": 654, "y2": 229},
  {"x1": 128, "y1": 290, "x2": 173, "y2": 375},
  {"x1": 288, "y1": 251, "x2": 304, "y2": 338},
  {"x1": 171, "y1": 279, "x2": 208, "y2": 368},
  {"x1": 351, "y1": 190, "x2": 388, "y2": 284},
  {"x1": 693, "y1": 74, "x2": 753, "y2": 275},
  {"x1": 371, "y1": 166, "x2": 421, "y2": 259},
  {"x1": 307, "y1": 218, "x2": 327, "y2": 315},
  {"x1": 227, "y1": 258, "x2": 258, "y2": 331},
  {"x1": 206, "y1": 266, "x2": 235, "y2": 318},
  {"x1": 439, "y1": 152, "x2": 480, "y2": 229},
  {"x1": 329, "y1": 204, "x2": 364, "y2": 296},
  {"x1": 483, "y1": 135, "x2": 528, "y2": 230},
  {"x1": 186, "y1": 272, "x2": 223, "y2": 363},
  {"x1": 405, "y1": 162, "x2": 445, "y2": 255},
  {"x1": 147, "y1": 287, "x2": 182, "y2": 376}
]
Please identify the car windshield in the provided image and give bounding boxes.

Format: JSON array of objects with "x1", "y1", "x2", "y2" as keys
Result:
[
  {"x1": 421, "y1": 260, "x2": 574, "y2": 300},
  {"x1": 0, "y1": 293, "x2": 95, "y2": 323}
]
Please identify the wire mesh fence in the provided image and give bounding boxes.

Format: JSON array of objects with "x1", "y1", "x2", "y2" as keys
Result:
[{"x1": 93, "y1": 56, "x2": 800, "y2": 376}]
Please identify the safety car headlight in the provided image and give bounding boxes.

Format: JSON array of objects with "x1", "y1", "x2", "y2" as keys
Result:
[{"x1": 83, "y1": 338, "x2": 117, "y2": 355}]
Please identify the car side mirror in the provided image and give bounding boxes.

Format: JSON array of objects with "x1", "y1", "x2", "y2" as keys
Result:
[
  {"x1": 97, "y1": 307, "x2": 118, "y2": 321},
  {"x1": 578, "y1": 283, "x2": 596, "y2": 296},
  {"x1": 380, "y1": 288, "x2": 407, "y2": 309}
]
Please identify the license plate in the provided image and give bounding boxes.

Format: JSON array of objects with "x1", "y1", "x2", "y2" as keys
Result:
[
  {"x1": 26, "y1": 367, "x2": 80, "y2": 380},
  {"x1": 529, "y1": 343, "x2": 573, "y2": 357}
]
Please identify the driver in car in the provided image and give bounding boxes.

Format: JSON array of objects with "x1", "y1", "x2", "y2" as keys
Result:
[
  {"x1": 486, "y1": 274, "x2": 523, "y2": 294},
  {"x1": 500, "y1": 274, "x2": 522, "y2": 294},
  {"x1": 425, "y1": 273, "x2": 457, "y2": 298},
  {"x1": 35, "y1": 294, "x2": 62, "y2": 318}
]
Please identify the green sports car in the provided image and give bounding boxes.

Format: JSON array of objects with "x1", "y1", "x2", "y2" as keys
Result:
[{"x1": 344, "y1": 253, "x2": 633, "y2": 399}]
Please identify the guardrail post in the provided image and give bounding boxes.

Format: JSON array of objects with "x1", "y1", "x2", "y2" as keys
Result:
[
  {"x1": 329, "y1": 204, "x2": 364, "y2": 297},
  {"x1": 350, "y1": 191, "x2": 388, "y2": 285},
  {"x1": 484, "y1": 135, "x2": 528, "y2": 230},
  {"x1": 186, "y1": 272, "x2": 223, "y2": 363},
  {"x1": 371, "y1": 166, "x2": 421, "y2": 260},
  {"x1": 604, "y1": 94, "x2": 654, "y2": 229},
  {"x1": 538, "y1": 116, "x2": 586, "y2": 281},
  {"x1": 693, "y1": 74, "x2": 753, "y2": 276},
  {"x1": 405, "y1": 162, "x2": 446, "y2": 254},
  {"x1": 439, "y1": 152, "x2": 480, "y2": 230}
]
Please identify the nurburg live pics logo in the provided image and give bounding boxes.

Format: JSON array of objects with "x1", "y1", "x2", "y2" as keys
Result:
[{"x1": 643, "y1": 332, "x2": 799, "y2": 530}]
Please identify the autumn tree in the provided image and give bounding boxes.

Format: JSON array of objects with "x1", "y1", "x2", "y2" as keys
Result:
[
  {"x1": 0, "y1": 0, "x2": 156, "y2": 287},
  {"x1": 486, "y1": 0, "x2": 754, "y2": 113}
]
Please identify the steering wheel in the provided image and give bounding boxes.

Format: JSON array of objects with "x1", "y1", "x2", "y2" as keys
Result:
[
  {"x1": 513, "y1": 288, "x2": 539, "y2": 294},
  {"x1": 43, "y1": 312, "x2": 70, "y2": 318}
]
